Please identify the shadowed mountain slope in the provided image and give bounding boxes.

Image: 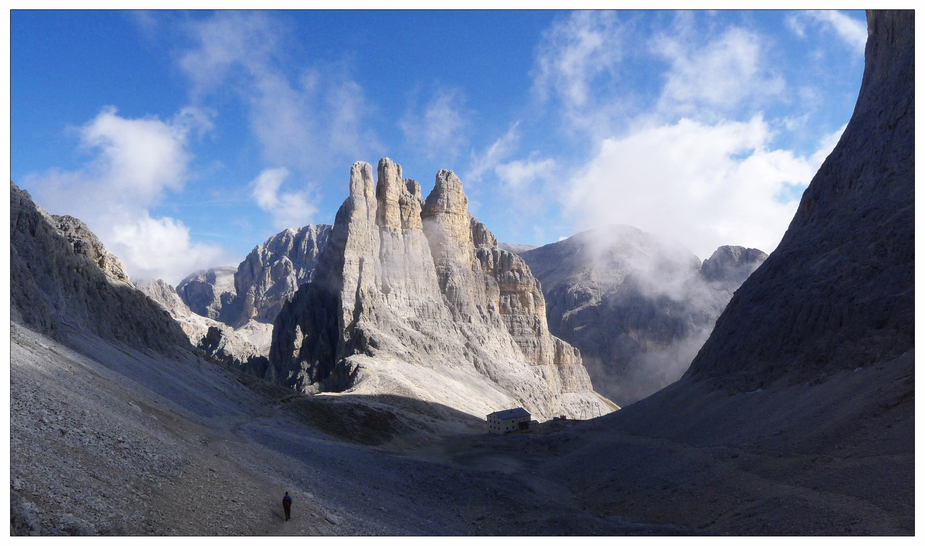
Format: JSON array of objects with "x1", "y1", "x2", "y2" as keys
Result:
[
  {"x1": 10, "y1": 182, "x2": 191, "y2": 354},
  {"x1": 535, "y1": 10, "x2": 914, "y2": 535},
  {"x1": 684, "y1": 10, "x2": 914, "y2": 392}
]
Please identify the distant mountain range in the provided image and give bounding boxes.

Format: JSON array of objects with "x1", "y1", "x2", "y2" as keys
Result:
[{"x1": 159, "y1": 220, "x2": 765, "y2": 409}]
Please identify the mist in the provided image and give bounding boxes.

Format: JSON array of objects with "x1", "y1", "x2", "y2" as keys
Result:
[{"x1": 518, "y1": 224, "x2": 767, "y2": 408}]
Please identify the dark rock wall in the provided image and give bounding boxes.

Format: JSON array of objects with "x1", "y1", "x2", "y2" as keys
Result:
[{"x1": 685, "y1": 10, "x2": 914, "y2": 391}]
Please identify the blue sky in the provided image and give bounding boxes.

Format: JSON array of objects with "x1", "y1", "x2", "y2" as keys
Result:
[{"x1": 11, "y1": 10, "x2": 868, "y2": 285}]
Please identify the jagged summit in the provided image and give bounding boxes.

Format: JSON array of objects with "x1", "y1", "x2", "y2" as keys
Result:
[
  {"x1": 175, "y1": 266, "x2": 238, "y2": 321},
  {"x1": 173, "y1": 224, "x2": 332, "y2": 329},
  {"x1": 269, "y1": 158, "x2": 613, "y2": 421},
  {"x1": 699, "y1": 245, "x2": 767, "y2": 284},
  {"x1": 228, "y1": 224, "x2": 332, "y2": 326}
]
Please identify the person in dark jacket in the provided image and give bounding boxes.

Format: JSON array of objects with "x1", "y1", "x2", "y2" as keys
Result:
[{"x1": 283, "y1": 492, "x2": 292, "y2": 521}]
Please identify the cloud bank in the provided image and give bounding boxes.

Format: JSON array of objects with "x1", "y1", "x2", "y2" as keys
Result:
[
  {"x1": 564, "y1": 116, "x2": 839, "y2": 258},
  {"x1": 251, "y1": 167, "x2": 318, "y2": 230}
]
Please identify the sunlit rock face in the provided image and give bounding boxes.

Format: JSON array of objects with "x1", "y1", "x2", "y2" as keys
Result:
[
  {"x1": 49, "y1": 214, "x2": 133, "y2": 285},
  {"x1": 517, "y1": 225, "x2": 766, "y2": 406},
  {"x1": 174, "y1": 226, "x2": 331, "y2": 329},
  {"x1": 269, "y1": 158, "x2": 612, "y2": 421},
  {"x1": 136, "y1": 278, "x2": 188, "y2": 318},
  {"x1": 227, "y1": 224, "x2": 332, "y2": 327},
  {"x1": 166, "y1": 224, "x2": 330, "y2": 367},
  {"x1": 685, "y1": 10, "x2": 914, "y2": 392}
]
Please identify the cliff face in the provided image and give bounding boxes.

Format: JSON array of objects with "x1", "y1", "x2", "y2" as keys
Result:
[
  {"x1": 49, "y1": 214, "x2": 133, "y2": 285},
  {"x1": 175, "y1": 267, "x2": 238, "y2": 321},
  {"x1": 685, "y1": 10, "x2": 914, "y2": 391},
  {"x1": 269, "y1": 159, "x2": 611, "y2": 421},
  {"x1": 226, "y1": 224, "x2": 332, "y2": 326},
  {"x1": 10, "y1": 182, "x2": 190, "y2": 354},
  {"x1": 166, "y1": 224, "x2": 331, "y2": 365}
]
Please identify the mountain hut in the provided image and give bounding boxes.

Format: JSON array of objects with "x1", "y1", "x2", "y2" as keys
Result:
[{"x1": 487, "y1": 408, "x2": 531, "y2": 434}]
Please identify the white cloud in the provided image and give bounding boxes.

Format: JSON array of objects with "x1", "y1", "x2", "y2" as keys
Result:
[
  {"x1": 496, "y1": 157, "x2": 557, "y2": 192},
  {"x1": 76, "y1": 106, "x2": 193, "y2": 203},
  {"x1": 532, "y1": 11, "x2": 623, "y2": 107},
  {"x1": 399, "y1": 87, "x2": 469, "y2": 161},
  {"x1": 487, "y1": 154, "x2": 559, "y2": 228},
  {"x1": 251, "y1": 167, "x2": 317, "y2": 230},
  {"x1": 23, "y1": 107, "x2": 231, "y2": 285},
  {"x1": 180, "y1": 11, "x2": 379, "y2": 173},
  {"x1": 564, "y1": 116, "x2": 839, "y2": 259},
  {"x1": 467, "y1": 121, "x2": 521, "y2": 183},
  {"x1": 327, "y1": 80, "x2": 378, "y2": 162},
  {"x1": 805, "y1": 10, "x2": 867, "y2": 54},
  {"x1": 180, "y1": 11, "x2": 281, "y2": 96},
  {"x1": 105, "y1": 212, "x2": 230, "y2": 285},
  {"x1": 652, "y1": 25, "x2": 784, "y2": 116},
  {"x1": 531, "y1": 10, "x2": 627, "y2": 136}
]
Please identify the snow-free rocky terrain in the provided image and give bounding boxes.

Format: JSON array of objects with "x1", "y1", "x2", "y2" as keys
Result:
[
  {"x1": 10, "y1": 10, "x2": 913, "y2": 536},
  {"x1": 139, "y1": 225, "x2": 332, "y2": 367}
]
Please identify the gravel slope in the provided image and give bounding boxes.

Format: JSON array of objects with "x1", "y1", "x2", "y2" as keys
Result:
[{"x1": 10, "y1": 320, "x2": 913, "y2": 536}]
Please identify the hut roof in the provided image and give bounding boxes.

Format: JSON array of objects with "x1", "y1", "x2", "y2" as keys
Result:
[{"x1": 488, "y1": 408, "x2": 531, "y2": 420}]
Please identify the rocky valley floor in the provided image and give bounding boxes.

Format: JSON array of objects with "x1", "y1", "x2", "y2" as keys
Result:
[{"x1": 9, "y1": 322, "x2": 914, "y2": 536}]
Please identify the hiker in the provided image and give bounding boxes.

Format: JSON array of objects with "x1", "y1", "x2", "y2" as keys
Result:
[{"x1": 283, "y1": 492, "x2": 292, "y2": 521}]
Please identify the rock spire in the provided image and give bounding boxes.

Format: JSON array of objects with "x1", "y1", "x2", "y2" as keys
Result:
[{"x1": 269, "y1": 158, "x2": 613, "y2": 421}]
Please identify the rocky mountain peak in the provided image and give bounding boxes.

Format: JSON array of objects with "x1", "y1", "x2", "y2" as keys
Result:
[
  {"x1": 269, "y1": 159, "x2": 613, "y2": 420},
  {"x1": 49, "y1": 214, "x2": 133, "y2": 286},
  {"x1": 424, "y1": 169, "x2": 469, "y2": 217},
  {"x1": 10, "y1": 182, "x2": 189, "y2": 353},
  {"x1": 376, "y1": 157, "x2": 424, "y2": 231},
  {"x1": 176, "y1": 267, "x2": 237, "y2": 320},
  {"x1": 517, "y1": 225, "x2": 768, "y2": 406},
  {"x1": 471, "y1": 215, "x2": 498, "y2": 248},
  {"x1": 700, "y1": 245, "x2": 768, "y2": 285},
  {"x1": 229, "y1": 224, "x2": 331, "y2": 327}
]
